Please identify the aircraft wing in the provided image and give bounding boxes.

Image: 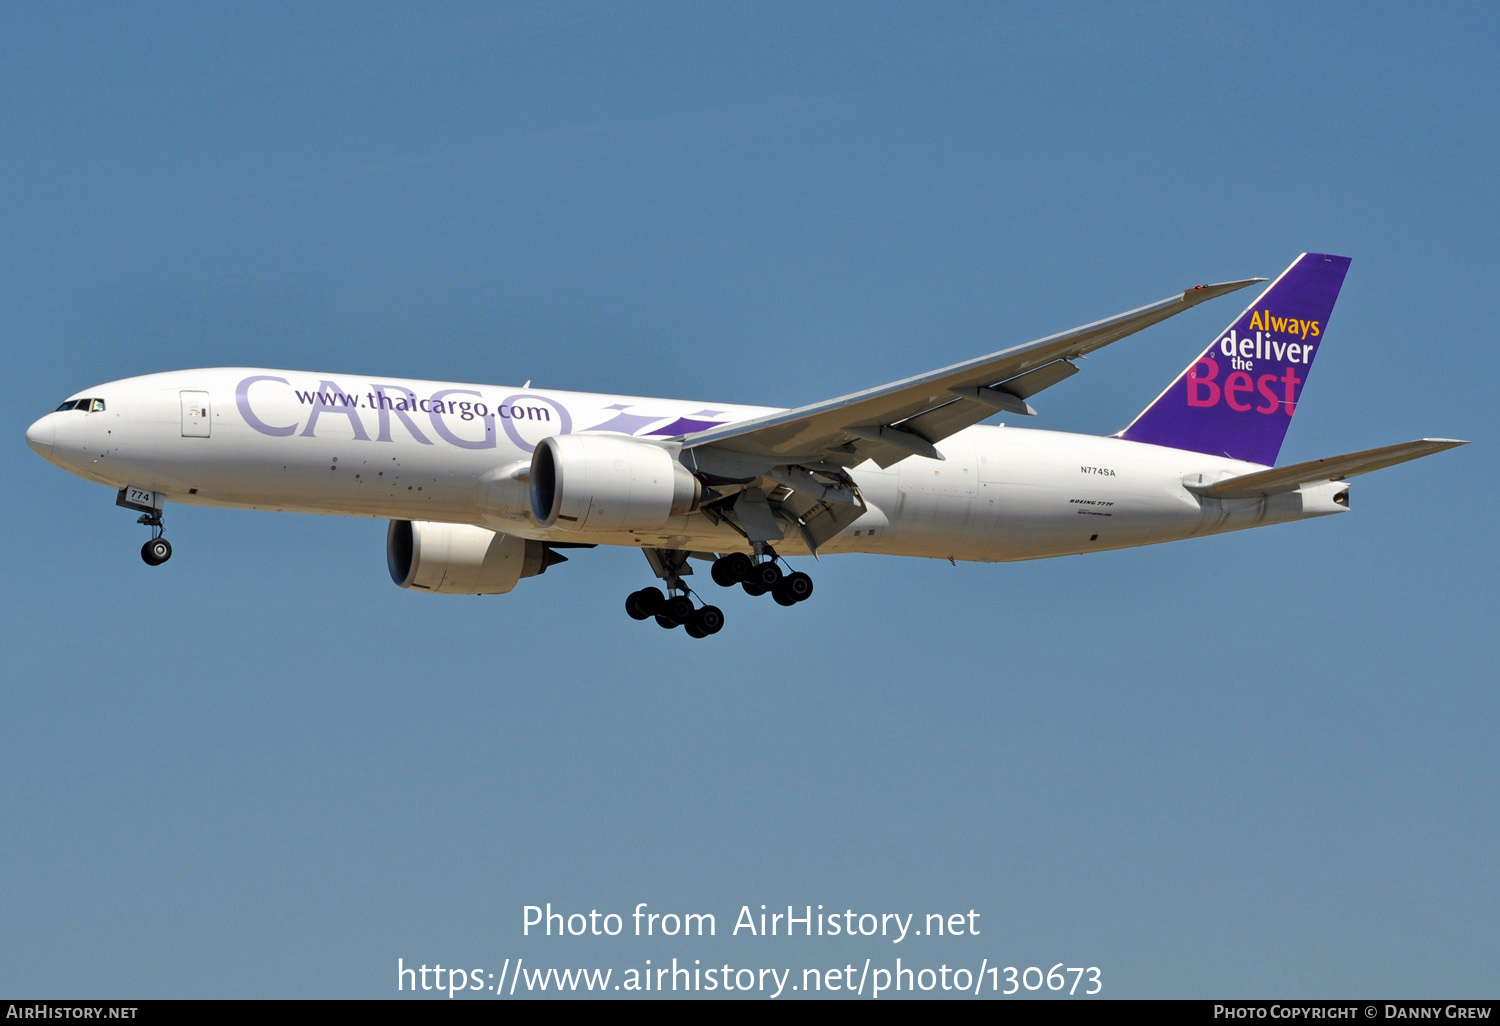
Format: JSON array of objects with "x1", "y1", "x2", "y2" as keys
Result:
[
  {"x1": 677, "y1": 277, "x2": 1264, "y2": 470},
  {"x1": 1185, "y1": 438, "x2": 1471, "y2": 500}
]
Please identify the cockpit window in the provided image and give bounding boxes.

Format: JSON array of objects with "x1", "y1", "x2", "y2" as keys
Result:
[{"x1": 53, "y1": 398, "x2": 104, "y2": 412}]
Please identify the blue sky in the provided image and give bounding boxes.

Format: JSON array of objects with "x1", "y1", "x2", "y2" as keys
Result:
[{"x1": 4, "y1": 1, "x2": 1496, "y2": 999}]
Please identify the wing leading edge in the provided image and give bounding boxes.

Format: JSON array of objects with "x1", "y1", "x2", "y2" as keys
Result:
[{"x1": 677, "y1": 276, "x2": 1265, "y2": 469}]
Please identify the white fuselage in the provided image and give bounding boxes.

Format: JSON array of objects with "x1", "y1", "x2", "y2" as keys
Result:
[{"x1": 26, "y1": 367, "x2": 1349, "y2": 562}]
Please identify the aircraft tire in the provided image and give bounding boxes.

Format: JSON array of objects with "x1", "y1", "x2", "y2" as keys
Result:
[
  {"x1": 713, "y1": 552, "x2": 753, "y2": 586},
  {"x1": 141, "y1": 538, "x2": 172, "y2": 566},
  {"x1": 626, "y1": 587, "x2": 665, "y2": 620},
  {"x1": 694, "y1": 605, "x2": 725, "y2": 635},
  {"x1": 781, "y1": 571, "x2": 813, "y2": 603},
  {"x1": 752, "y1": 562, "x2": 782, "y2": 590}
]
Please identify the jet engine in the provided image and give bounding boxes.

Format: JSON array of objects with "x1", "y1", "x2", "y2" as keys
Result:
[
  {"x1": 386, "y1": 520, "x2": 560, "y2": 594},
  {"x1": 529, "y1": 434, "x2": 700, "y2": 532}
]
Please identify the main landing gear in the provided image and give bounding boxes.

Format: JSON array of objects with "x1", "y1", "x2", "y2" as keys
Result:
[
  {"x1": 625, "y1": 587, "x2": 725, "y2": 638},
  {"x1": 626, "y1": 547, "x2": 725, "y2": 639},
  {"x1": 709, "y1": 549, "x2": 813, "y2": 607},
  {"x1": 625, "y1": 546, "x2": 814, "y2": 639}
]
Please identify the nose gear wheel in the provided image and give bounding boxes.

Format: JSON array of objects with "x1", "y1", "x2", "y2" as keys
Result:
[{"x1": 137, "y1": 512, "x2": 172, "y2": 566}]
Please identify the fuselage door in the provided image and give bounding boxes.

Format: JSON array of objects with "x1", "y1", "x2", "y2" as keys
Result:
[{"x1": 181, "y1": 391, "x2": 211, "y2": 437}]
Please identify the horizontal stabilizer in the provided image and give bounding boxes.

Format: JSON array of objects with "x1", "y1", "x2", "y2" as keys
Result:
[{"x1": 1186, "y1": 438, "x2": 1470, "y2": 499}]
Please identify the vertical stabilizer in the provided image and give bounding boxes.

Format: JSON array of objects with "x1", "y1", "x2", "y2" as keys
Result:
[{"x1": 1118, "y1": 253, "x2": 1350, "y2": 466}]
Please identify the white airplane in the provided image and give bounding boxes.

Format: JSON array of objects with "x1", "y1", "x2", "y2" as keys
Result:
[{"x1": 26, "y1": 253, "x2": 1465, "y2": 638}]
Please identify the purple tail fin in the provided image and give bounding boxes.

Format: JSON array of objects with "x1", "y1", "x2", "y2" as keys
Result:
[{"x1": 1118, "y1": 253, "x2": 1351, "y2": 466}]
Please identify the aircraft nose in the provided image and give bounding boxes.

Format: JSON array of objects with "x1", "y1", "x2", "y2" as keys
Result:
[{"x1": 26, "y1": 415, "x2": 54, "y2": 459}]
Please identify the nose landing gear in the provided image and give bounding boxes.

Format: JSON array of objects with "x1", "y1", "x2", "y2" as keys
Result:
[{"x1": 117, "y1": 487, "x2": 172, "y2": 566}]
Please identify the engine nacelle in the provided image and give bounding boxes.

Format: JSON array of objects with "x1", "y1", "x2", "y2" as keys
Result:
[
  {"x1": 529, "y1": 434, "x2": 700, "y2": 532},
  {"x1": 387, "y1": 520, "x2": 553, "y2": 594}
]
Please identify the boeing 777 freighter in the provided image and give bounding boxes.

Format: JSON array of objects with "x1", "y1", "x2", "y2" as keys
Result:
[{"x1": 25, "y1": 254, "x2": 1466, "y2": 637}]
